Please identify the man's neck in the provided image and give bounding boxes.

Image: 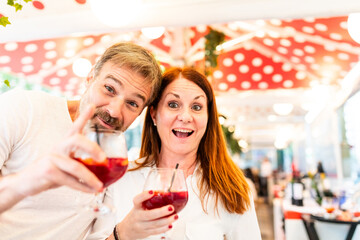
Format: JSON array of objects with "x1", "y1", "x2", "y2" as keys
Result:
[{"x1": 67, "y1": 100, "x2": 80, "y2": 122}]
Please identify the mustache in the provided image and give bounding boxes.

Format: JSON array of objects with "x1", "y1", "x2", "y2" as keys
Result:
[{"x1": 92, "y1": 109, "x2": 123, "y2": 130}]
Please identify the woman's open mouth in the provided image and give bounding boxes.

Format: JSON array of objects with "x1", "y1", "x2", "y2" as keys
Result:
[{"x1": 172, "y1": 128, "x2": 194, "y2": 138}]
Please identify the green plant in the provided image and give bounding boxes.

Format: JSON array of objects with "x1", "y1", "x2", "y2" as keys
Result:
[
  {"x1": 204, "y1": 27, "x2": 225, "y2": 76},
  {"x1": 0, "y1": 0, "x2": 33, "y2": 27}
]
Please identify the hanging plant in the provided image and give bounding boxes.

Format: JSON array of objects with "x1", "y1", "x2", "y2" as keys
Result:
[
  {"x1": 0, "y1": 0, "x2": 33, "y2": 27},
  {"x1": 204, "y1": 27, "x2": 225, "y2": 76}
]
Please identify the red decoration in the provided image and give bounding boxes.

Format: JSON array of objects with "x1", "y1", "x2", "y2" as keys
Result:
[
  {"x1": 32, "y1": 1, "x2": 45, "y2": 10},
  {"x1": 75, "y1": 0, "x2": 87, "y2": 4}
]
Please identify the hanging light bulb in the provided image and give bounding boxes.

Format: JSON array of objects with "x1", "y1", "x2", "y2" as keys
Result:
[
  {"x1": 89, "y1": 0, "x2": 142, "y2": 27},
  {"x1": 141, "y1": 27, "x2": 165, "y2": 39},
  {"x1": 348, "y1": 13, "x2": 360, "y2": 44}
]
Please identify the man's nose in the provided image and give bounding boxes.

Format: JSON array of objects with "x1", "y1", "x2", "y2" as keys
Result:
[{"x1": 107, "y1": 97, "x2": 125, "y2": 119}]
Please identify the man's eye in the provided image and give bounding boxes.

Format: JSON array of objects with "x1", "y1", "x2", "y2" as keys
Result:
[
  {"x1": 105, "y1": 85, "x2": 115, "y2": 94},
  {"x1": 128, "y1": 101, "x2": 139, "y2": 108},
  {"x1": 192, "y1": 105, "x2": 202, "y2": 111},
  {"x1": 168, "y1": 102, "x2": 178, "y2": 108}
]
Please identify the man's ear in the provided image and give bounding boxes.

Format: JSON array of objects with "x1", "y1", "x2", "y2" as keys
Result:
[
  {"x1": 86, "y1": 67, "x2": 95, "y2": 85},
  {"x1": 150, "y1": 106, "x2": 157, "y2": 126}
]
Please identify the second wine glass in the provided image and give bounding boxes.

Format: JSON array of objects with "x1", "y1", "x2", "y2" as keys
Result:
[{"x1": 142, "y1": 168, "x2": 188, "y2": 239}]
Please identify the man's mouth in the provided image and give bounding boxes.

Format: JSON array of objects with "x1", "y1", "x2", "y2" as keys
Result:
[{"x1": 172, "y1": 128, "x2": 194, "y2": 138}]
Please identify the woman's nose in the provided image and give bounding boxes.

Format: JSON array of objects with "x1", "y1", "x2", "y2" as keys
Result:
[{"x1": 177, "y1": 109, "x2": 192, "y2": 123}]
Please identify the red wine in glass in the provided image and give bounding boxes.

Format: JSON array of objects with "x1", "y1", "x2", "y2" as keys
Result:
[
  {"x1": 142, "y1": 190, "x2": 188, "y2": 213},
  {"x1": 75, "y1": 157, "x2": 128, "y2": 188}
]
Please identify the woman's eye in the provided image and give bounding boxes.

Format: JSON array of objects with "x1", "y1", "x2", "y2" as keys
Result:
[
  {"x1": 192, "y1": 105, "x2": 202, "y2": 111},
  {"x1": 105, "y1": 85, "x2": 115, "y2": 94},
  {"x1": 168, "y1": 102, "x2": 178, "y2": 108}
]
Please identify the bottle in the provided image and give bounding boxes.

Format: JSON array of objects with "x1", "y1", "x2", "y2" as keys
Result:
[{"x1": 291, "y1": 170, "x2": 304, "y2": 206}]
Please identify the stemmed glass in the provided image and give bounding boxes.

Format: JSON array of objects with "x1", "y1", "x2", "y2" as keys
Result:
[
  {"x1": 322, "y1": 196, "x2": 338, "y2": 218},
  {"x1": 74, "y1": 125, "x2": 128, "y2": 215},
  {"x1": 142, "y1": 167, "x2": 188, "y2": 240}
]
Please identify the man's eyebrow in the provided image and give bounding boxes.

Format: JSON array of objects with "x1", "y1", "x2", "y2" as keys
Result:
[{"x1": 106, "y1": 75, "x2": 146, "y2": 103}]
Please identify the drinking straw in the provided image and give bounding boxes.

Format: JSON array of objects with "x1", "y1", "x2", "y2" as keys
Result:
[{"x1": 168, "y1": 163, "x2": 179, "y2": 192}]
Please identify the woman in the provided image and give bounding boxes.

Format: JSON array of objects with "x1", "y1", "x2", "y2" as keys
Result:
[{"x1": 109, "y1": 67, "x2": 261, "y2": 240}]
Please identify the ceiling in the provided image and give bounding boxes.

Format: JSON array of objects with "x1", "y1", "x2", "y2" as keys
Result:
[{"x1": 1, "y1": 0, "x2": 360, "y2": 149}]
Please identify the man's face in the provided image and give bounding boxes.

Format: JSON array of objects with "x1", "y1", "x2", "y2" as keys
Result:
[{"x1": 80, "y1": 61, "x2": 151, "y2": 132}]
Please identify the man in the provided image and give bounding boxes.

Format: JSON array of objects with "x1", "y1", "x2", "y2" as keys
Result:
[{"x1": 0, "y1": 42, "x2": 162, "y2": 239}]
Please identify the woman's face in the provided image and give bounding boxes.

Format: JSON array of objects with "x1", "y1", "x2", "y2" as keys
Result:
[{"x1": 151, "y1": 77, "x2": 208, "y2": 156}]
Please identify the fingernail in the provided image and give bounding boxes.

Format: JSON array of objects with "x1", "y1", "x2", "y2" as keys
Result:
[
  {"x1": 149, "y1": 190, "x2": 153, "y2": 194},
  {"x1": 168, "y1": 206, "x2": 173, "y2": 211},
  {"x1": 174, "y1": 215, "x2": 178, "y2": 220},
  {"x1": 168, "y1": 224, "x2": 172, "y2": 229}
]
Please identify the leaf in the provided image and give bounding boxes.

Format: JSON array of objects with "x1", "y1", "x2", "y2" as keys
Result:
[
  {"x1": 7, "y1": 0, "x2": 15, "y2": 6},
  {"x1": 4, "y1": 80, "x2": 10, "y2": 87},
  {"x1": 0, "y1": 16, "x2": 11, "y2": 27},
  {"x1": 14, "y1": 3, "x2": 23, "y2": 11},
  {"x1": 24, "y1": 0, "x2": 33, "y2": 2}
]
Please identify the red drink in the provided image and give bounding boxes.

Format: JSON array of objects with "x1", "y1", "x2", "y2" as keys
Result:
[
  {"x1": 325, "y1": 207, "x2": 335, "y2": 213},
  {"x1": 76, "y1": 157, "x2": 128, "y2": 187},
  {"x1": 142, "y1": 191, "x2": 188, "y2": 213}
]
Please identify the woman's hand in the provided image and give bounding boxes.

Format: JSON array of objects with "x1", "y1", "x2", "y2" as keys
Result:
[{"x1": 115, "y1": 191, "x2": 179, "y2": 240}]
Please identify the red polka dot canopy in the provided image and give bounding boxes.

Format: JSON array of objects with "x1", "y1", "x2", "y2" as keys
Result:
[{"x1": 0, "y1": 15, "x2": 359, "y2": 97}]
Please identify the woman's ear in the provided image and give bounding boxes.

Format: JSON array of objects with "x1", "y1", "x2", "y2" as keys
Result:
[{"x1": 150, "y1": 106, "x2": 157, "y2": 126}]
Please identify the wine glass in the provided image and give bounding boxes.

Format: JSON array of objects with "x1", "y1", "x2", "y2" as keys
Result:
[
  {"x1": 142, "y1": 168, "x2": 188, "y2": 239},
  {"x1": 74, "y1": 125, "x2": 128, "y2": 215},
  {"x1": 322, "y1": 196, "x2": 338, "y2": 218}
]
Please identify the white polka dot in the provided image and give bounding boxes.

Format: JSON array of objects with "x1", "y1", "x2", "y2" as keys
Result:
[
  {"x1": 83, "y1": 37, "x2": 95, "y2": 46},
  {"x1": 268, "y1": 30, "x2": 280, "y2": 38},
  {"x1": 340, "y1": 43, "x2": 352, "y2": 52},
  {"x1": 270, "y1": 19, "x2": 282, "y2": 26},
  {"x1": 263, "y1": 65, "x2": 274, "y2": 74},
  {"x1": 218, "y1": 83, "x2": 228, "y2": 91},
  {"x1": 263, "y1": 38, "x2": 274, "y2": 46},
  {"x1": 258, "y1": 82, "x2": 268, "y2": 89},
  {"x1": 252, "y1": 73, "x2": 262, "y2": 81},
  {"x1": 196, "y1": 24, "x2": 207, "y2": 32},
  {"x1": 96, "y1": 47, "x2": 106, "y2": 56},
  {"x1": 243, "y1": 42, "x2": 252, "y2": 50},
  {"x1": 41, "y1": 61, "x2": 53, "y2": 69},
  {"x1": 4, "y1": 42, "x2": 18, "y2": 51},
  {"x1": 49, "y1": 78, "x2": 61, "y2": 85},
  {"x1": 323, "y1": 56, "x2": 334, "y2": 63},
  {"x1": 294, "y1": 35, "x2": 306, "y2": 43},
  {"x1": 223, "y1": 58, "x2": 233, "y2": 67},
  {"x1": 24, "y1": 44, "x2": 38, "y2": 53},
  {"x1": 21, "y1": 56, "x2": 33, "y2": 64},
  {"x1": 272, "y1": 74, "x2": 282, "y2": 82},
  {"x1": 44, "y1": 41, "x2": 56, "y2": 50},
  {"x1": 290, "y1": 56, "x2": 301, "y2": 63},
  {"x1": 305, "y1": 56, "x2": 315, "y2": 63},
  {"x1": 338, "y1": 53, "x2": 349, "y2": 60},
  {"x1": 311, "y1": 64, "x2": 320, "y2": 70},
  {"x1": 241, "y1": 81, "x2": 251, "y2": 89},
  {"x1": 45, "y1": 51, "x2": 57, "y2": 59},
  {"x1": 227, "y1": 74, "x2": 237, "y2": 82},
  {"x1": 38, "y1": 69, "x2": 48, "y2": 76},
  {"x1": 56, "y1": 58, "x2": 67, "y2": 66},
  {"x1": 282, "y1": 63, "x2": 292, "y2": 72},
  {"x1": 278, "y1": 47, "x2": 288, "y2": 54},
  {"x1": 252, "y1": 58, "x2": 263, "y2": 67},
  {"x1": 324, "y1": 44, "x2": 336, "y2": 51},
  {"x1": 22, "y1": 65, "x2": 34, "y2": 73},
  {"x1": 162, "y1": 37, "x2": 171, "y2": 47},
  {"x1": 302, "y1": 26, "x2": 315, "y2": 34},
  {"x1": 315, "y1": 23, "x2": 327, "y2": 31},
  {"x1": 234, "y1": 53, "x2": 245, "y2": 62},
  {"x1": 1, "y1": 66, "x2": 11, "y2": 72},
  {"x1": 280, "y1": 39, "x2": 291, "y2": 47},
  {"x1": 330, "y1": 33, "x2": 342, "y2": 41},
  {"x1": 100, "y1": 35, "x2": 112, "y2": 43},
  {"x1": 213, "y1": 70, "x2": 223, "y2": 79},
  {"x1": 188, "y1": 29, "x2": 195, "y2": 39},
  {"x1": 65, "y1": 83, "x2": 75, "y2": 90},
  {"x1": 340, "y1": 21, "x2": 348, "y2": 30},
  {"x1": 65, "y1": 49, "x2": 76, "y2": 58},
  {"x1": 69, "y1": 77, "x2": 80, "y2": 84},
  {"x1": 304, "y1": 45, "x2": 316, "y2": 54},
  {"x1": 272, "y1": 56, "x2": 282, "y2": 63},
  {"x1": 57, "y1": 69, "x2": 68, "y2": 77},
  {"x1": 284, "y1": 27, "x2": 296, "y2": 35},
  {"x1": 66, "y1": 39, "x2": 78, "y2": 49},
  {"x1": 293, "y1": 49, "x2": 304, "y2": 56},
  {"x1": 297, "y1": 64, "x2": 307, "y2": 71},
  {"x1": 239, "y1": 65, "x2": 249, "y2": 73},
  {"x1": 283, "y1": 80, "x2": 294, "y2": 88},
  {"x1": 255, "y1": 31, "x2": 265, "y2": 38},
  {"x1": 296, "y1": 71, "x2": 307, "y2": 80},
  {"x1": 0, "y1": 56, "x2": 11, "y2": 64}
]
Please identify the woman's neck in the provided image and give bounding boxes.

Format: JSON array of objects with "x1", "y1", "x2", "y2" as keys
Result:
[{"x1": 157, "y1": 150, "x2": 197, "y2": 178}]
